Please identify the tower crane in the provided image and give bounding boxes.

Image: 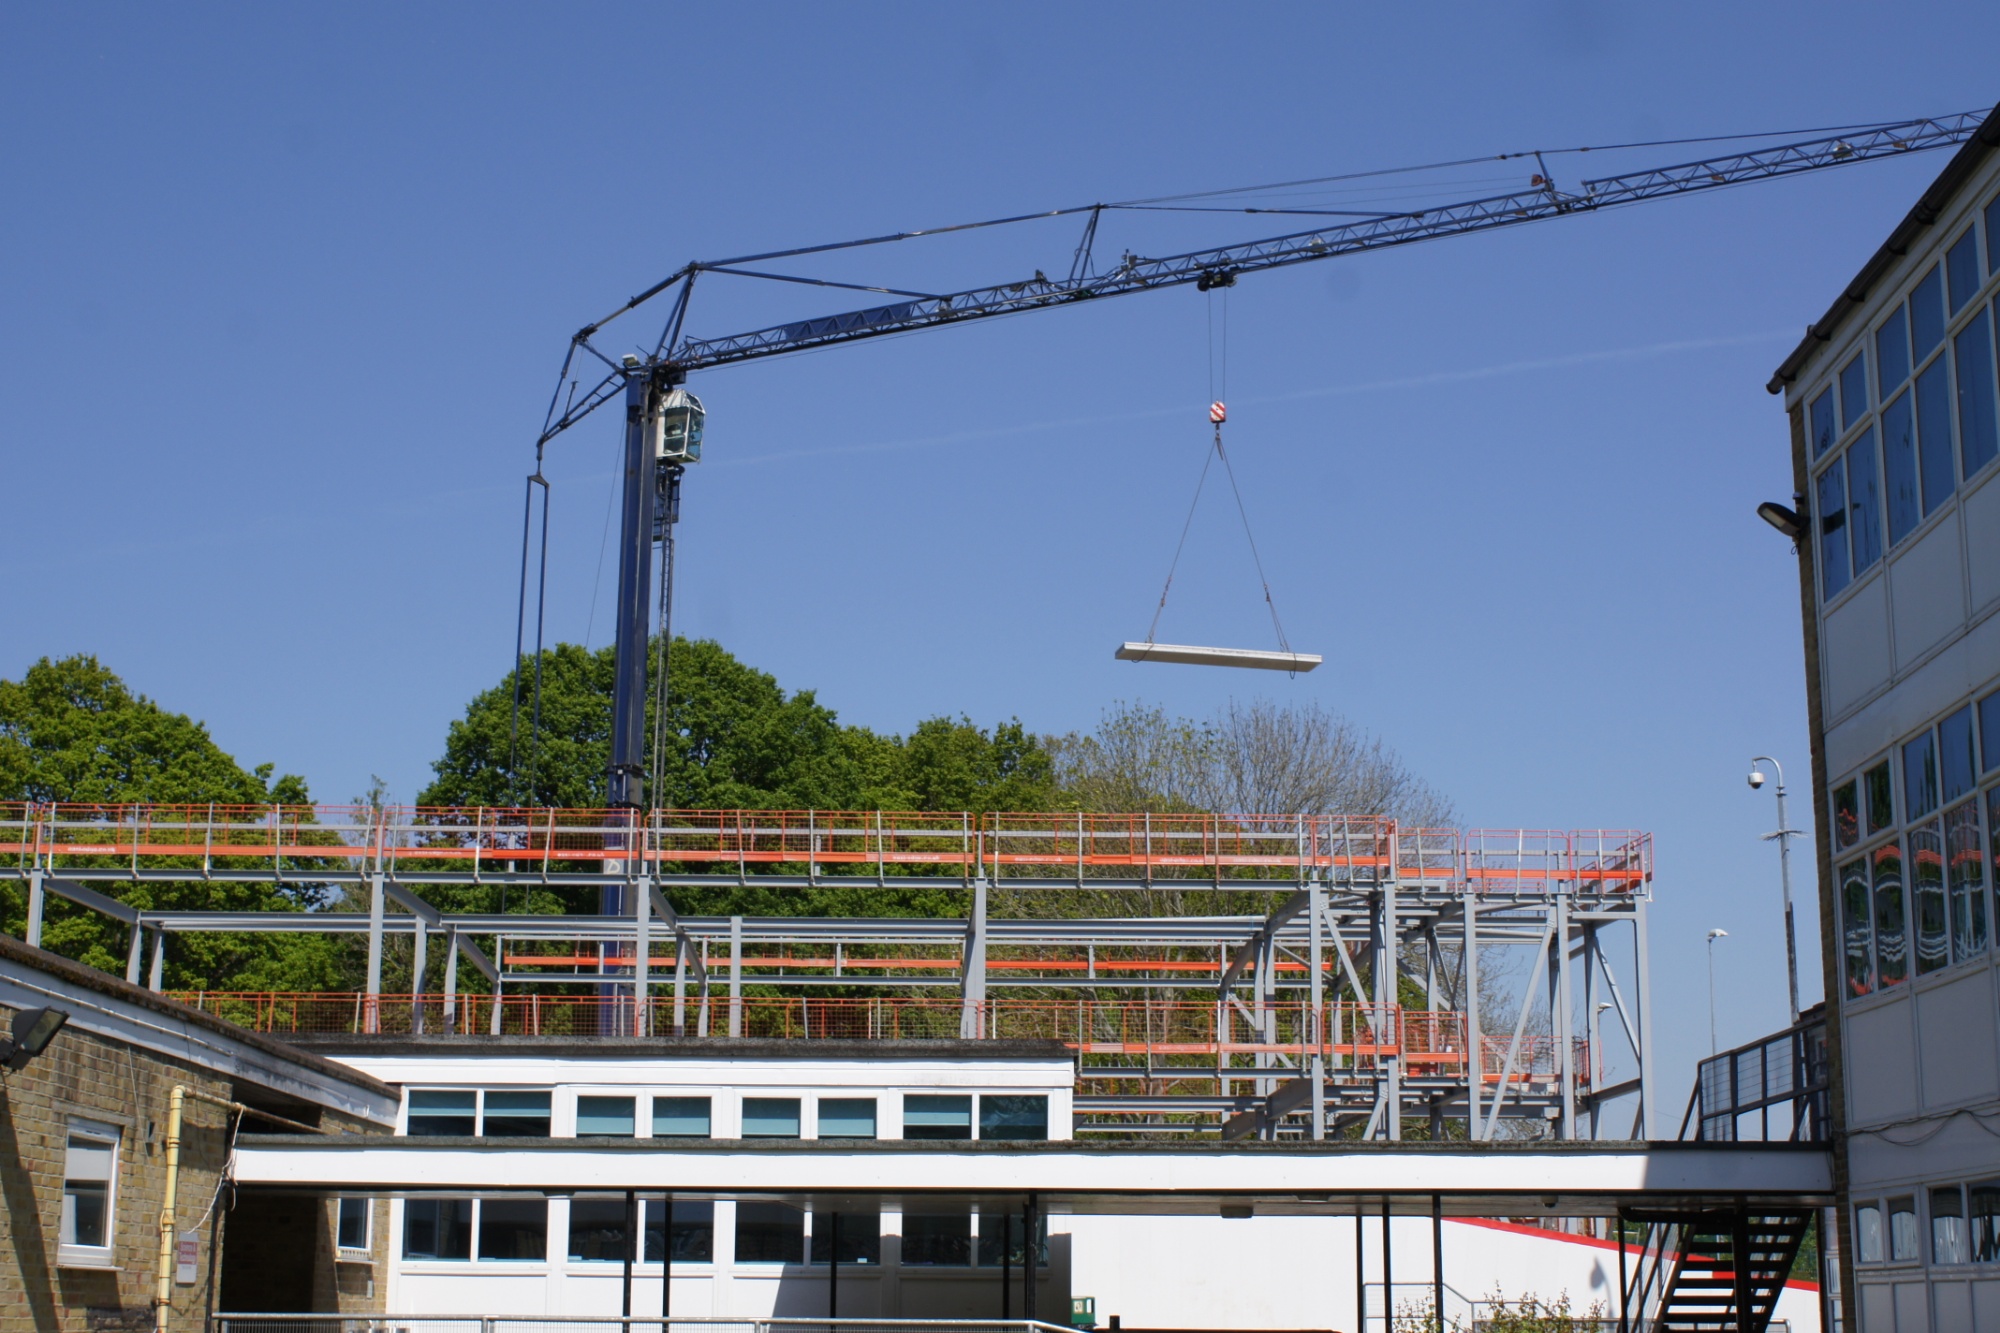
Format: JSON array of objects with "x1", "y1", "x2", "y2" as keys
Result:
[{"x1": 512, "y1": 107, "x2": 1996, "y2": 817}]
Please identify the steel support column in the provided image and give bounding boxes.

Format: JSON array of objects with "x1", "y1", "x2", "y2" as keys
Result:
[
  {"x1": 728, "y1": 915, "x2": 743, "y2": 1038},
  {"x1": 25, "y1": 868, "x2": 44, "y2": 948},
  {"x1": 1309, "y1": 879, "x2": 1326, "y2": 1140},
  {"x1": 962, "y1": 877, "x2": 988, "y2": 1039},
  {"x1": 1635, "y1": 895, "x2": 1658, "y2": 1139},
  {"x1": 365, "y1": 872, "x2": 385, "y2": 1034},
  {"x1": 632, "y1": 873, "x2": 652, "y2": 1038},
  {"x1": 411, "y1": 916, "x2": 428, "y2": 1034}
]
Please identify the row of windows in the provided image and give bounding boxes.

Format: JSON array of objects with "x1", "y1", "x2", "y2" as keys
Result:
[
  {"x1": 405, "y1": 1090, "x2": 1048, "y2": 1141},
  {"x1": 1836, "y1": 693, "x2": 2000, "y2": 996},
  {"x1": 1812, "y1": 191, "x2": 2000, "y2": 604},
  {"x1": 1857, "y1": 1182, "x2": 2000, "y2": 1267},
  {"x1": 401, "y1": 1197, "x2": 1047, "y2": 1268}
]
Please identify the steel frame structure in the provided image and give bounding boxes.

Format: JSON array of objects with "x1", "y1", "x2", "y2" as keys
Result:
[{"x1": 4, "y1": 803, "x2": 1655, "y2": 1142}]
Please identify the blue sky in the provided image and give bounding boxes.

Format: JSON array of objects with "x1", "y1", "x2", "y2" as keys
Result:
[{"x1": 5, "y1": 3, "x2": 1999, "y2": 1106}]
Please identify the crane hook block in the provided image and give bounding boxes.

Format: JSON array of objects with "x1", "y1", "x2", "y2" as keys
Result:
[{"x1": 1209, "y1": 402, "x2": 1227, "y2": 425}]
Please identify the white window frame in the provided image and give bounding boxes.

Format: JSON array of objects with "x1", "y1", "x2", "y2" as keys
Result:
[
  {"x1": 335, "y1": 1196, "x2": 373, "y2": 1261},
  {"x1": 58, "y1": 1117, "x2": 121, "y2": 1269}
]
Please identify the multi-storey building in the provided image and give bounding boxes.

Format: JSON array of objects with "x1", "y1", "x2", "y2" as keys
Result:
[{"x1": 1770, "y1": 104, "x2": 2000, "y2": 1333}]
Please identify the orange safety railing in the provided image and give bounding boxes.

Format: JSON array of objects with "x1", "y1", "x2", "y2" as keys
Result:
[{"x1": 3, "y1": 803, "x2": 1651, "y2": 895}]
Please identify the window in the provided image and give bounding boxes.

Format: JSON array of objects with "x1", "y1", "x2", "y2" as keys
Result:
[
  {"x1": 1840, "y1": 857, "x2": 1873, "y2": 997},
  {"x1": 977, "y1": 1211, "x2": 1049, "y2": 1268},
  {"x1": 1817, "y1": 454, "x2": 1850, "y2": 599},
  {"x1": 817, "y1": 1098, "x2": 876, "y2": 1139},
  {"x1": 902, "y1": 1214, "x2": 973, "y2": 1266},
  {"x1": 735, "y1": 1203, "x2": 805, "y2": 1263},
  {"x1": 1935, "y1": 1185, "x2": 1968, "y2": 1265},
  {"x1": 1857, "y1": 1201, "x2": 1884, "y2": 1263},
  {"x1": 569, "y1": 1197, "x2": 638, "y2": 1262},
  {"x1": 1841, "y1": 350, "x2": 1870, "y2": 428},
  {"x1": 1890, "y1": 1195, "x2": 1919, "y2": 1262},
  {"x1": 1879, "y1": 304, "x2": 1912, "y2": 393},
  {"x1": 1981, "y1": 691, "x2": 2000, "y2": 774},
  {"x1": 652, "y1": 1096, "x2": 711, "y2": 1138},
  {"x1": 1971, "y1": 1178, "x2": 2000, "y2": 1262},
  {"x1": 404, "y1": 1199, "x2": 473, "y2": 1260},
  {"x1": 741, "y1": 1097, "x2": 801, "y2": 1139},
  {"x1": 60, "y1": 1120, "x2": 118, "y2": 1264},
  {"x1": 810, "y1": 1210, "x2": 881, "y2": 1265},
  {"x1": 1948, "y1": 229, "x2": 1982, "y2": 313},
  {"x1": 1916, "y1": 357, "x2": 1956, "y2": 516},
  {"x1": 650, "y1": 1200, "x2": 713, "y2": 1262},
  {"x1": 407, "y1": 1090, "x2": 476, "y2": 1136},
  {"x1": 1847, "y1": 428, "x2": 1884, "y2": 575},
  {"x1": 1912, "y1": 267, "x2": 1946, "y2": 362},
  {"x1": 1867, "y1": 761, "x2": 1896, "y2": 833},
  {"x1": 576, "y1": 1096, "x2": 635, "y2": 1137},
  {"x1": 1810, "y1": 386, "x2": 1837, "y2": 458},
  {"x1": 1907, "y1": 732, "x2": 1941, "y2": 819},
  {"x1": 1911, "y1": 819, "x2": 1947, "y2": 974},
  {"x1": 478, "y1": 1199, "x2": 547, "y2": 1261},
  {"x1": 1957, "y1": 308, "x2": 1999, "y2": 478},
  {"x1": 1884, "y1": 390, "x2": 1920, "y2": 546},
  {"x1": 1874, "y1": 840, "x2": 1908, "y2": 988},
  {"x1": 481, "y1": 1091, "x2": 551, "y2": 1137},
  {"x1": 336, "y1": 1197, "x2": 371, "y2": 1254},
  {"x1": 568, "y1": 1197, "x2": 708, "y2": 1263},
  {"x1": 1834, "y1": 780, "x2": 1861, "y2": 850},
  {"x1": 1945, "y1": 800, "x2": 1987, "y2": 963},
  {"x1": 1943, "y1": 706, "x2": 1979, "y2": 804},
  {"x1": 979, "y1": 1095, "x2": 1049, "y2": 1141},
  {"x1": 1990, "y1": 196, "x2": 2000, "y2": 276},
  {"x1": 904, "y1": 1095, "x2": 973, "y2": 1140}
]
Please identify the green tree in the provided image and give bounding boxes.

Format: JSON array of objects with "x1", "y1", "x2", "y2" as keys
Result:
[{"x1": 0, "y1": 655, "x2": 351, "y2": 989}]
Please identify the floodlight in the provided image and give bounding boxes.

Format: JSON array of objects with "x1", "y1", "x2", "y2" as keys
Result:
[
  {"x1": 1756, "y1": 501, "x2": 1804, "y2": 540},
  {"x1": 1, "y1": 1006, "x2": 69, "y2": 1072}
]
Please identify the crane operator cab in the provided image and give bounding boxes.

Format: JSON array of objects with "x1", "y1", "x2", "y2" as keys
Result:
[{"x1": 654, "y1": 387, "x2": 704, "y2": 464}]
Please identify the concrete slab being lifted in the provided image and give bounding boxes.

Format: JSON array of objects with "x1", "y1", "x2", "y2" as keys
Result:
[{"x1": 1116, "y1": 641, "x2": 1322, "y2": 672}]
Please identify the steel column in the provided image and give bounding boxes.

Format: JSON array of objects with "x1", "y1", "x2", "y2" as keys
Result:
[
  {"x1": 147, "y1": 929, "x2": 165, "y2": 991},
  {"x1": 728, "y1": 915, "x2": 743, "y2": 1038},
  {"x1": 365, "y1": 873, "x2": 385, "y2": 1034},
  {"x1": 607, "y1": 371, "x2": 664, "y2": 812},
  {"x1": 26, "y1": 868, "x2": 44, "y2": 948},
  {"x1": 633, "y1": 873, "x2": 652, "y2": 1038},
  {"x1": 1636, "y1": 896, "x2": 1657, "y2": 1139},
  {"x1": 962, "y1": 877, "x2": 989, "y2": 1039}
]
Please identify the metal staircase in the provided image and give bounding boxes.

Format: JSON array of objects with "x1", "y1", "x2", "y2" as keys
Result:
[{"x1": 1621, "y1": 1208, "x2": 1813, "y2": 1332}]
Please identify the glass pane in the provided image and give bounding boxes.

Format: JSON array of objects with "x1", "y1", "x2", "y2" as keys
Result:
[
  {"x1": 1840, "y1": 857, "x2": 1874, "y2": 998},
  {"x1": 1949, "y1": 229, "x2": 1981, "y2": 313},
  {"x1": 1846, "y1": 428, "x2": 1883, "y2": 575},
  {"x1": 1867, "y1": 761, "x2": 1896, "y2": 833},
  {"x1": 1890, "y1": 1196, "x2": 1919, "y2": 1262},
  {"x1": 1947, "y1": 799, "x2": 1987, "y2": 961},
  {"x1": 1841, "y1": 350, "x2": 1870, "y2": 428},
  {"x1": 1874, "y1": 840, "x2": 1908, "y2": 988},
  {"x1": 478, "y1": 1199, "x2": 547, "y2": 1261},
  {"x1": 568, "y1": 1197, "x2": 634, "y2": 1262},
  {"x1": 1943, "y1": 706, "x2": 1978, "y2": 804},
  {"x1": 734, "y1": 1203, "x2": 804, "y2": 1263},
  {"x1": 1878, "y1": 305, "x2": 1911, "y2": 391},
  {"x1": 1983, "y1": 691, "x2": 2000, "y2": 773},
  {"x1": 1856, "y1": 1203, "x2": 1884, "y2": 1263},
  {"x1": 482, "y1": 1091, "x2": 551, "y2": 1138},
  {"x1": 810, "y1": 1210, "x2": 881, "y2": 1265},
  {"x1": 1817, "y1": 455, "x2": 1850, "y2": 598},
  {"x1": 1917, "y1": 357, "x2": 1956, "y2": 515},
  {"x1": 1935, "y1": 1185, "x2": 1968, "y2": 1265},
  {"x1": 337, "y1": 1197, "x2": 369, "y2": 1250},
  {"x1": 403, "y1": 1199, "x2": 473, "y2": 1260},
  {"x1": 903, "y1": 1095, "x2": 973, "y2": 1140},
  {"x1": 1907, "y1": 731, "x2": 1941, "y2": 819},
  {"x1": 817, "y1": 1098, "x2": 876, "y2": 1139},
  {"x1": 575, "y1": 1096, "x2": 635, "y2": 1137},
  {"x1": 64, "y1": 1136, "x2": 114, "y2": 1180},
  {"x1": 1991, "y1": 196, "x2": 2000, "y2": 276},
  {"x1": 1912, "y1": 820, "x2": 1948, "y2": 974},
  {"x1": 1958, "y1": 308, "x2": 1999, "y2": 478},
  {"x1": 1883, "y1": 390, "x2": 1920, "y2": 546},
  {"x1": 652, "y1": 1096, "x2": 711, "y2": 1138},
  {"x1": 1810, "y1": 387, "x2": 1838, "y2": 458},
  {"x1": 408, "y1": 1090, "x2": 477, "y2": 1137},
  {"x1": 1834, "y1": 781, "x2": 1861, "y2": 850},
  {"x1": 741, "y1": 1097, "x2": 801, "y2": 1138},
  {"x1": 979, "y1": 1095, "x2": 1049, "y2": 1141},
  {"x1": 1913, "y1": 267, "x2": 1946, "y2": 360},
  {"x1": 644, "y1": 1199, "x2": 713, "y2": 1263},
  {"x1": 901, "y1": 1214, "x2": 973, "y2": 1266},
  {"x1": 1971, "y1": 1178, "x2": 2000, "y2": 1262},
  {"x1": 977, "y1": 1211, "x2": 1048, "y2": 1268},
  {"x1": 63, "y1": 1181, "x2": 107, "y2": 1247}
]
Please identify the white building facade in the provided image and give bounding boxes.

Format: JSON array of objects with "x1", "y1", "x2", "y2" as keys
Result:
[{"x1": 1771, "y1": 104, "x2": 2000, "y2": 1333}]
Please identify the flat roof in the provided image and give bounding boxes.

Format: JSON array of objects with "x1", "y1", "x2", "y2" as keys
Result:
[
  {"x1": 1769, "y1": 99, "x2": 2000, "y2": 395},
  {"x1": 286, "y1": 1035, "x2": 1073, "y2": 1063}
]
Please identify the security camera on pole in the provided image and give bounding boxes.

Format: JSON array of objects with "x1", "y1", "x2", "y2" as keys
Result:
[{"x1": 1748, "y1": 756, "x2": 1804, "y2": 1027}]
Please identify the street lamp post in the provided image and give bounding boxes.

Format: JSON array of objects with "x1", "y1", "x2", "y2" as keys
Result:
[
  {"x1": 1707, "y1": 929, "x2": 1729, "y2": 1057},
  {"x1": 1749, "y1": 756, "x2": 1805, "y2": 1027}
]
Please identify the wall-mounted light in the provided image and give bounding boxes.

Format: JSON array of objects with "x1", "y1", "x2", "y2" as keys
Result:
[
  {"x1": 1, "y1": 1006, "x2": 68, "y2": 1071},
  {"x1": 1756, "y1": 501, "x2": 1804, "y2": 541}
]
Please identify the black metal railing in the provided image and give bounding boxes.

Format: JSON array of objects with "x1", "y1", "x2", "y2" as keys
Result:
[{"x1": 1679, "y1": 1010, "x2": 1829, "y2": 1143}]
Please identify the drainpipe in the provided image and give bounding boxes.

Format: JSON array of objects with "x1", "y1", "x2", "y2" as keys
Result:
[{"x1": 155, "y1": 1086, "x2": 323, "y2": 1333}]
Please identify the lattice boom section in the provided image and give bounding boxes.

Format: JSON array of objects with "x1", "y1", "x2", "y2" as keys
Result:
[{"x1": 0, "y1": 804, "x2": 1651, "y2": 895}]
